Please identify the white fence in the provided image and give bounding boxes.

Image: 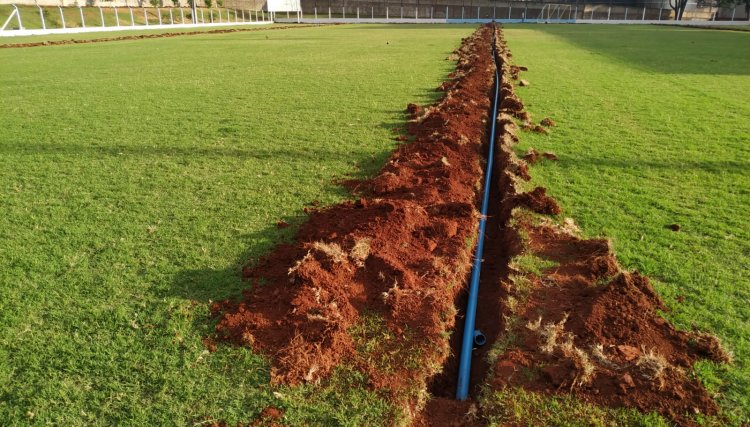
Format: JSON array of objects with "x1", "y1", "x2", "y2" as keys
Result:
[
  {"x1": 2, "y1": 0, "x2": 748, "y2": 37},
  {"x1": 0, "y1": 4, "x2": 273, "y2": 36},
  {"x1": 275, "y1": 1, "x2": 750, "y2": 24}
]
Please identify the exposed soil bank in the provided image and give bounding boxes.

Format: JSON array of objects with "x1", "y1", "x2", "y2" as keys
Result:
[
  {"x1": 473, "y1": 26, "x2": 728, "y2": 427},
  {"x1": 209, "y1": 24, "x2": 727, "y2": 426},
  {"x1": 212, "y1": 25, "x2": 497, "y2": 418},
  {"x1": 0, "y1": 24, "x2": 325, "y2": 49}
]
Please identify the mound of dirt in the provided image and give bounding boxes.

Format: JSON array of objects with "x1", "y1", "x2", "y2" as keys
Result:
[
  {"x1": 522, "y1": 148, "x2": 558, "y2": 165},
  {"x1": 490, "y1": 221, "x2": 725, "y2": 423},
  {"x1": 481, "y1": 25, "x2": 727, "y2": 426},
  {"x1": 211, "y1": 25, "x2": 499, "y2": 414},
  {"x1": 208, "y1": 23, "x2": 725, "y2": 426}
]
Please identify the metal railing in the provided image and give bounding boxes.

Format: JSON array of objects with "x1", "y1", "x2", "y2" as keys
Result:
[
  {"x1": 0, "y1": 4, "x2": 272, "y2": 36},
  {"x1": 284, "y1": 0, "x2": 750, "y2": 23}
]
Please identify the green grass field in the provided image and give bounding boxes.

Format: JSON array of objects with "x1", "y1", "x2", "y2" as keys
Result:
[
  {"x1": 0, "y1": 24, "x2": 475, "y2": 425},
  {"x1": 1, "y1": 23, "x2": 749, "y2": 426},
  {"x1": 504, "y1": 24, "x2": 750, "y2": 425}
]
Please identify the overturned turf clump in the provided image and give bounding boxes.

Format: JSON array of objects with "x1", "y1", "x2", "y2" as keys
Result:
[
  {"x1": 482, "y1": 26, "x2": 728, "y2": 426},
  {"x1": 212, "y1": 25, "x2": 498, "y2": 416}
]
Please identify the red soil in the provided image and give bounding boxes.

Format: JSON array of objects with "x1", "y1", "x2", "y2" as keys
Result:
[
  {"x1": 522, "y1": 148, "x2": 558, "y2": 165},
  {"x1": 490, "y1": 221, "x2": 727, "y2": 424},
  {"x1": 212, "y1": 25, "x2": 498, "y2": 414},
  {"x1": 481, "y1": 26, "x2": 727, "y2": 427},
  {"x1": 208, "y1": 24, "x2": 725, "y2": 426}
]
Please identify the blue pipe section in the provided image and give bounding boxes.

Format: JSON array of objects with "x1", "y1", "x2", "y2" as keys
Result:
[{"x1": 456, "y1": 26, "x2": 501, "y2": 401}]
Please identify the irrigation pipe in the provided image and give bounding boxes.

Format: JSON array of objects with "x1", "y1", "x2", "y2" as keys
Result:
[{"x1": 456, "y1": 24, "x2": 500, "y2": 401}]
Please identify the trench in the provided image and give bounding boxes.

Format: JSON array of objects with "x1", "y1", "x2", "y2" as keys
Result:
[{"x1": 427, "y1": 24, "x2": 513, "y2": 403}]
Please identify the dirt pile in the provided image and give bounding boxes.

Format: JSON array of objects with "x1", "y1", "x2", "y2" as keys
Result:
[
  {"x1": 479, "y1": 25, "x2": 727, "y2": 426},
  {"x1": 211, "y1": 25, "x2": 499, "y2": 415},
  {"x1": 208, "y1": 23, "x2": 726, "y2": 426}
]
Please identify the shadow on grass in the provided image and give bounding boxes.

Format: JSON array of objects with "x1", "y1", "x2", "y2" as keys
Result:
[
  {"x1": 168, "y1": 221, "x2": 294, "y2": 304},
  {"x1": 551, "y1": 155, "x2": 750, "y2": 174},
  {"x1": 161, "y1": 72, "x2": 449, "y2": 338},
  {"x1": 525, "y1": 24, "x2": 750, "y2": 76}
]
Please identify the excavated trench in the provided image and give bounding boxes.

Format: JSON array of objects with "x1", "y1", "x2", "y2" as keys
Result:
[{"x1": 209, "y1": 24, "x2": 728, "y2": 426}]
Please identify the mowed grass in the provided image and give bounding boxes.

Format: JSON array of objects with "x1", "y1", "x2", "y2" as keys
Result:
[
  {"x1": 504, "y1": 24, "x2": 750, "y2": 425},
  {"x1": 0, "y1": 24, "x2": 475, "y2": 425}
]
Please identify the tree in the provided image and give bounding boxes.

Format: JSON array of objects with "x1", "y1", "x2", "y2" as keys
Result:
[
  {"x1": 216, "y1": 0, "x2": 223, "y2": 7},
  {"x1": 204, "y1": 0, "x2": 212, "y2": 7},
  {"x1": 669, "y1": 0, "x2": 688, "y2": 20},
  {"x1": 718, "y1": 0, "x2": 750, "y2": 19}
]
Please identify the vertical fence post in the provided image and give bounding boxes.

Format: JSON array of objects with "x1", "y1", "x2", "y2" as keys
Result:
[
  {"x1": 241, "y1": 9, "x2": 245, "y2": 22},
  {"x1": 115, "y1": 6, "x2": 121, "y2": 26},
  {"x1": 624, "y1": 7, "x2": 628, "y2": 20},
  {"x1": 180, "y1": 7, "x2": 184, "y2": 23},
  {"x1": 143, "y1": 8, "x2": 148, "y2": 26},
  {"x1": 8, "y1": 4, "x2": 22, "y2": 30},
  {"x1": 342, "y1": 6, "x2": 345, "y2": 19},
  {"x1": 446, "y1": 5, "x2": 449, "y2": 19},
  {"x1": 431, "y1": 6, "x2": 433, "y2": 19},
  {"x1": 200, "y1": 8, "x2": 204, "y2": 23},
  {"x1": 357, "y1": 7, "x2": 359, "y2": 21},
  {"x1": 371, "y1": 6, "x2": 374, "y2": 19},
  {"x1": 100, "y1": 6, "x2": 105, "y2": 27},
  {"x1": 642, "y1": 6, "x2": 646, "y2": 20},
  {"x1": 58, "y1": 6, "x2": 66, "y2": 29},
  {"x1": 573, "y1": 4, "x2": 578, "y2": 19},
  {"x1": 658, "y1": 6, "x2": 662, "y2": 20},
  {"x1": 158, "y1": 8, "x2": 163, "y2": 24},
  {"x1": 129, "y1": 7, "x2": 134, "y2": 26},
  {"x1": 400, "y1": 6, "x2": 403, "y2": 19},
  {"x1": 493, "y1": 5, "x2": 496, "y2": 19},
  {"x1": 415, "y1": 7, "x2": 418, "y2": 20},
  {"x1": 328, "y1": 7, "x2": 331, "y2": 20},
  {"x1": 314, "y1": 7, "x2": 316, "y2": 21},
  {"x1": 731, "y1": 5, "x2": 736, "y2": 20},
  {"x1": 509, "y1": 3, "x2": 512, "y2": 19},
  {"x1": 80, "y1": 6, "x2": 86, "y2": 27},
  {"x1": 386, "y1": 6, "x2": 388, "y2": 20},
  {"x1": 170, "y1": 8, "x2": 174, "y2": 24},
  {"x1": 607, "y1": 6, "x2": 611, "y2": 20},
  {"x1": 477, "y1": 6, "x2": 479, "y2": 19},
  {"x1": 38, "y1": 5, "x2": 46, "y2": 30},
  {"x1": 461, "y1": 6, "x2": 464, "y2": 20}
]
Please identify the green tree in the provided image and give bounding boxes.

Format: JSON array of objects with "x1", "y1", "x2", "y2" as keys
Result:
[
  {"x1": 718, "y1": 0, "x2": 750, "y2": 19},
  {"x1": 669, "y1": 0, "x2": 688, "y2": 20},
  {"x1": 216, "y1": 0, "x2": 223, "y2": 7},
  {"x1": 204, "y1": 0, "x2": 212, "y2": 8}
]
